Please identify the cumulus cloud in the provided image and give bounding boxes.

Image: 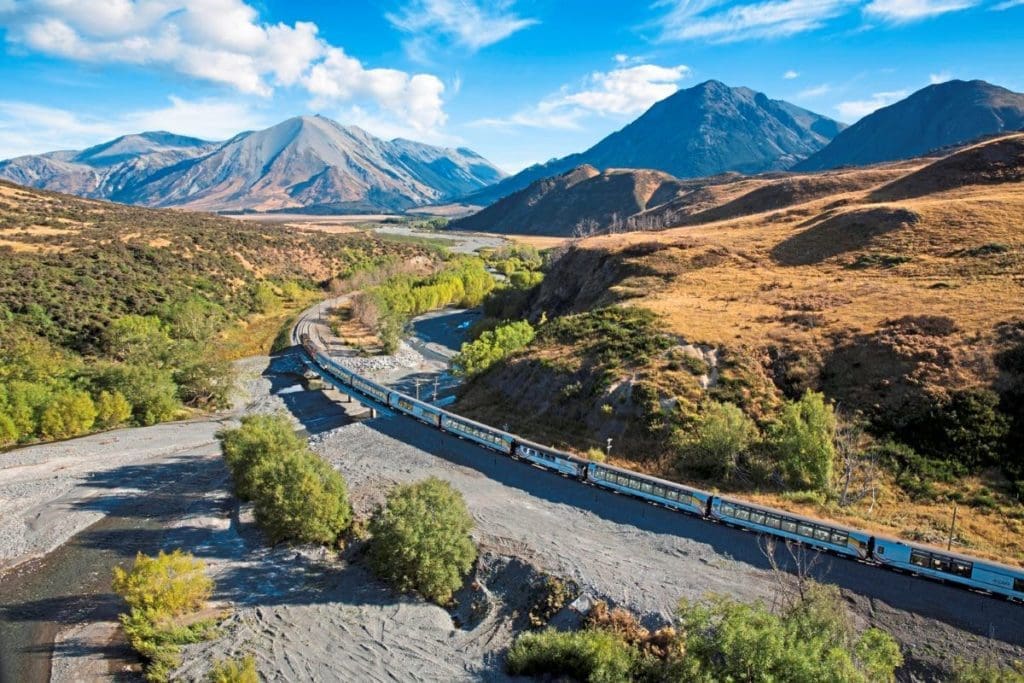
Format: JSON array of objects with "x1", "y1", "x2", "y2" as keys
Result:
[
  {"x1": 784, "y1": 69, "x2": 800, "y2": 79},
  {"x1": 863, "y1": 0, "x2": 977, "y2": 21},
  {"x1": 386, "y1": 0, "x2": 537, "y2": 50},
  {"x1": 0, "y1": 0, "x2": 447, "y2": 132},
  {"x1": 929, "y1": 71, "x2": 952, "y2": 83},
  {"x1": 992, "y1": 0, "x2": 1024, "y2": 8},
  {"x1": 653, "y1": 0, "x2": 857, "y2": 43},
  {"x1": 0, "y1": 96, "x2": 271, "y2": 158},
  {"x1": 473, "y1": 62, "x2": 690, "y2": 130},
  {"x1": 835, "y1": 89, "x2": 908, "y2": 120}
]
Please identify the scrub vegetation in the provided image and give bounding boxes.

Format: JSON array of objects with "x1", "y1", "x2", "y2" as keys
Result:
[
  {"x1": 0, "y1": 181, "x2": 426, "y2": 449},
  {"x1": 507, "y1": 581, "x2": 903, "y2": 683},
  {"x1": 367, "y1": 477, "x2": 477, "y2": 605},
  {"x1": 218, "y1": 414, "x2": 352, "y2": 545},
  {"x1": 112, "y1": 549, "x2": 219, "y2": 682}
]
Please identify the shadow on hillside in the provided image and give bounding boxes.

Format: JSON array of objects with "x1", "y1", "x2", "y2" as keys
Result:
[{"x1": 770, "y1": 207, "x2": 918, "y2": 266}]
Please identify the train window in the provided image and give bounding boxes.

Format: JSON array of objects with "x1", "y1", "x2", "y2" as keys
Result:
[
  {"x1": 721, "y1": 504, "x2": 736, "y2": 516},
  {"x1": 951, "y1": 561, "x2": 972, "y2": 577},
  {"x1": 1014, "y1": 578, "x2": 1024, "y2": 593},
  {"x1": 735, "y1": 509, "x2": 751, "y2": 521},
  {"x1": 641, "y1": 482, "x2": 654, "y2": 494},
  {"x1": 910, "y1": 551, "x2": 930, "y2": 568},
  {"x1": 831, "y1": 532, "x2": 848, "y2": 545},
  {"x1": 781, "y1": 520, "x2": 798, "y2": 533},
  {"x1": 765, "y1": 516, "x2": 781, "y2": 529},
  {"x1": 932, "y1": 557, "x2": 952, "y2": 573},
  {"x1": 667, "y1": 489, "x2": 680, "y2": 501},
  {"x1": 798, "y1": 523, "x2": 815, "y2": 538},
  {"x1": 813, "y1": 528, "x2": 831, "y2": 542},
  {"x1": 750, "y1": 512, "x2": 766, "y2": 525}
]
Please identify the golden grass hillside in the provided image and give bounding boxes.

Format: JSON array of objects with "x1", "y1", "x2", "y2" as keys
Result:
[{"x1": 456, "y1": 135, "x2": 1024, "y2": 564}]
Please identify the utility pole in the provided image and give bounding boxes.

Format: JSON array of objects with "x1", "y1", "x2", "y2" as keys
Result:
[
  {"x1": 947, "y1": 503, "x2": 959, "y2": 550},
  {"x1": 414, "y1": 378, "x2": 421, "y2": 400},
  {"x1": 432, "y1": 376, "x2": 439, "y2": 402},
  {"x1": 606, "y1": 437, "x2": 613, "y2": 458}
]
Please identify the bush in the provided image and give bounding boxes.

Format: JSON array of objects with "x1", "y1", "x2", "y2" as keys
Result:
[
  {"x1": 901, "y1": 389, "x2": 1010, "y2": 472},
  {"x1": 505, "y1": 628, "x2": 638, "y2": 683},
  {"x1": 367, "y1": 477, "x2": 477, "y2": 604},
  {"x1": 952, "y1": 657, "x2": 1024, "y2": 682},
  {"x1": 771, "y1": 390, "x2": 836, "y2": 492},
  {"x1": 0, "y1": 411, "x2": 17, "y2": 446},
  {"x1": 39, "y1": 389, "x2": 97, "y2": 440},
  {"x1": 208, "y1": 654, "x2": 259, "y2": 683},
  {"x1": 113, "y1": 550, "x2": 213, "y2": 616},
  {"x1": 528, "y1": 575, "x2": 580, "y2": 627},
  {"x1": 113, "y1": 549, "x2": 217, "y2": 682},
  {"x1": 217, "y1": 414, "x2": 352, "y2": 545},
  {"x1": 677, "y1": 583, "x2": 902, "y2": 682},
  {"x1": 453, "y1": 320, "x2": 535, "y2": 376},
  {"x1": 95, "y1": 389, "x2": 133, "y2": 429},
  {"x1": 678, "y1": 401, "x2": 759, "y2": 479}
]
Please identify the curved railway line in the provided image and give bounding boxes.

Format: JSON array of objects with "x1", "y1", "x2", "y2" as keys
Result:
[{"x1": 291, "y1": 302, "x2": 1024, "y2": 605}]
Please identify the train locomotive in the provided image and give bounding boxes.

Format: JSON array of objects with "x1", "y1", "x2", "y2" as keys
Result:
[{"x1": 300, "y1": 333, "x2": 1024, "y2": 603}]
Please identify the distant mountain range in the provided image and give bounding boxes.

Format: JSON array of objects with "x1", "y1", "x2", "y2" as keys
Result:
[
  {"x1": 0, "y1": 116, "x2": 504, "y2": 213},
  {"x1": 462, "y1": 80, "x2": 846, "y2": 206},
  {"x1": 796, "y1": 80, "x2": 1024, "y2": 171}
]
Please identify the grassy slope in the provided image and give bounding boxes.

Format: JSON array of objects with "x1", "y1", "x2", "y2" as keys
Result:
[{"x1": 456, "y1": 135, "x2": 1024, "y2": 564}]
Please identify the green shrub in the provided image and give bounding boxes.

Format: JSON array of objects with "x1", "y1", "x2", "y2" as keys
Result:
[
  {"x1": 952, "y1": 657, "x2": 1024, "y2": 682},
  {"x1": 771, "y1": 390, "x2": 836, "y2": 493},
  {"x1": 900, "y1": 389, "x2": 1010, "y2": 473},
  {"x1": 113, "y1": 550, "x2": 213, "y2": 616},
  {"x1": 367, "y1": 477, "x2": 476, "y2": 604},
  {"x1": 207, "y1": 654, "x2": 259, "y2": 683},
  {"x1": 540, "y1": 307, "x2": 672, "y2": 368},
  {"x1": 506, "y1": 628, "x2": 638, "y2": 682},
  {"x1": 217, "y1": 415, "x2": 351, "y2": 545},
  {"x1": 677, "y1": 401, "x2": 759, "y2": 479},
  {"x1": 94, "y1": 389, "x2": 133, "y2": 429},
  {"x1": 0, "y1": 411, "x2": 18, "y2": 446},
  {"x1": 528, "y1": 575, "x2": 580, "y2": 627},
  {"x1": 677, "y1": 583, "x2": 902, "y2": 682},
  {"x1": 453, "y1": 320, "x2": 535, "y2": 376},
  {"x1": 39, "y1": 389, "x2": 97, "y2": 440}
]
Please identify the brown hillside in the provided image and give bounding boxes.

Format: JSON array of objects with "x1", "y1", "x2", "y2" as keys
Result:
[{"x1": 456, "y1": 134, "x2": 1024, "y2": 564}]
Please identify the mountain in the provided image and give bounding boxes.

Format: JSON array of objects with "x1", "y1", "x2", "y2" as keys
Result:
[
  {"x1": 796, "y1": 80, "x2": 1024, "y2": 171},
  {"x1": 0, "y1": 132, "x2": 216, "y2": 199},
  {"x1": 463, "y1": 80, "x2": 844, "y2": 206},
  {"x1": 0, "y1": 116, "x2": 505, "y2": 213},
  {"x1": 452, "y1": 165, "x2": 698, "y2": 236}
]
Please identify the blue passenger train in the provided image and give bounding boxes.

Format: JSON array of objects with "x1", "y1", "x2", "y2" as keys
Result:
[{"x1": 299, "y1": 333, "x2": 1024, "y2": 603}]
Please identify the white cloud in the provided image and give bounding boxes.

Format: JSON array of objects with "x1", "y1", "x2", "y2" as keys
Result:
[
  {"x1": 386, "y1": 0, "x2": 537, "y2": 50},
  {"x1": 796, "y1": 83, "x2": 831, "y2": 98},
  {"x1": 929, "y1": 71, "x2": 952, "y2": 83},
  {"x1": 864, "y1": 0, "x2": 977, "y2": 21},
  {"x1": 473, "y1": 62, "x2": 690, "y2": 130},
  {"x1": 992, "y1": 0, "x2": 1023, "y2": 9},
  {"x1": 784, "y1": 69, "x2": 800, "y2": 79},
  {"x1": 0, "y1": 96, "x2": 271, "y2": 158},
  {"x1": 835, "y1": 89, "x2": 908, "y2": 120},
  {"x1": 0, "y1": 0, "x2": 448, "y2": 132},
  {"x1": 653, "y1": 0, "x2": 857, "y2": 43}
]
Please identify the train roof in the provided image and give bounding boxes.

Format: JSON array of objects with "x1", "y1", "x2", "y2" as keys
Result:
[
  {"x1": 440, "y1": 409, "x2": 515, "y2": 439},
  {"x1": 513, "y1": 436, "x2": 587, "y2": 462},
  {"x1": 715, "y1": 495, "x2": 871, "y2": 536},
  {"x1": 591, "y1": 460, "x2": 715, "y2": 498}
]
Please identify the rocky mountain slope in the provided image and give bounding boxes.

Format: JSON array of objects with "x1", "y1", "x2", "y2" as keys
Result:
[
  {"x1": 462, "y1": 80, "x2": 844, "y2": 206},
  {"x1": 0, "y1": 116, "x2": 504, "y2": 213},
  {"x1": 796, "y1": 80, "x2": 1024, "y2": 171}
]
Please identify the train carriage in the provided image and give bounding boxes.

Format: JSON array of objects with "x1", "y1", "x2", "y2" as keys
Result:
[
  {"x1": 349, "y1": 375, "x2": 390, "y2": 405},
  {"x1": 390, "y1": 392, "x2": 443, "y2": 428},
  {"x1": 872, "y1": 537, "x2": 1024, "y2": 601},
  {"x1": 439, "y1": 413, "x2": 514, "y2": 454},
  {"x1": 513, "y1": 438, "x2": 587, "y2": 477},
  {"x1": 710, "y1": 497, "x2": 871, "y2": 559},
  {"x1": 588, "y1": 462, "x2": 710, "y2": 516}
]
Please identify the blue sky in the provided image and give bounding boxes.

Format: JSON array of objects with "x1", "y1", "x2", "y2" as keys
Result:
[{"x1": 0, "y1": 0, "x2": 1021, "y2": 172}]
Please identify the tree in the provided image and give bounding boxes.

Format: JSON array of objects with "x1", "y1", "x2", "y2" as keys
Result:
[
  {"x1": 95, "y1": 389, "x2": 133, "y2": 429},
  {"x1": 39, "y1": 389, "x2": 97, "y2": 440},
  {"x1": 208, "y1": 654, "x2": 259, "y2": 683},
  {"x1": 771, "y1": 391, "x2": 837, "y2": 492},
  {"x1": 367, "y1": 477, "x2": 477, "y2": 604},
  {"x1": 678, "y1": 401, "x2": 759, "y2": 479},
  {"x1": 453, "y1": 320, "x2": 535, "y2": 376},
  {"x1": 0, "y1": 411, "x2": 17, "y2": 446},
  {"x1": 98, "y1": 364, "x2": 180, "y2": 426},
  {"x1": 104, "y1": 315, "x2": 174, "y2": 366},
  {"x1": 506, "y1": 628, "x2": 638, "y2": 683},
  {"x1": 219, "y1": 414, "x2": 307, "y2": 500}
]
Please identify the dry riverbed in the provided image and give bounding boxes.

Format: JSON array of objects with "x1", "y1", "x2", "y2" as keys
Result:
[{"x1": 3, "y1": 350, "x2": 1023, "y2": 681}]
